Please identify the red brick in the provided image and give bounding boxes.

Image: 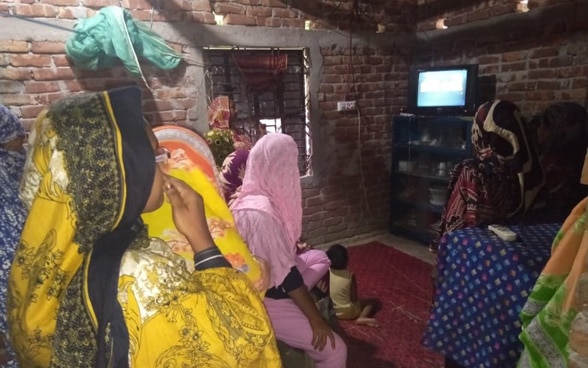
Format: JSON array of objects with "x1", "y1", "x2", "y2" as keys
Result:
[
  {"x1": 154, "y1": 88, "x2": 184, "y2": 100},
  {"x1": 501, "y1": 62, "x2": 527, "y2": 72},
  {"x1": 572, "y1": 78, "x2": 587, "y2": 89},
  {"x1": 0, "y1": 68, "x2": 32, "y2": 80},
  {"x1": 272, "y1": 8, "x2": 297, "y2": 18},
  {"x1": 0, "y1": 93, "x2": 34, "y2": 106},
  {"x1": 56, "y1": 7, "x2": 76, "y2": 19},
  {"x1": 548, "y1": 56, "x2": 573, "y2": 67},
  {"x1": 502, "y1": 51, "x2": 526, "y2": 63},
  {"x1": 264, "y1": 17, "x2": 282, "y2": 27},
  {"x1": 172, "y1": 98, "x2": 194, "y2": 109},
  {"x1": 305, "y1": 196, "x2": 324, "y2": 207},
  {"x1": 32, "y1": 68, "x2": 75, "y2": 81},
  {"x1": 153, "y1": 10, "x2": 183, "y2": 22},
  {"x1": 121, "y1": 0, "x2": 152, "y2": 10},
  {"x1": 53, "y1": 55, "x2": 73, "y2": 67},
  {"x1": 31, "y1": 41, "x2": 65, "y2": 54},
  {"x1": 214, "y1": 3, "x2": 246, "y2": 15},
  {"x1": 14, "y1": 4, "x2": 33, "y2": 17},
  {"x1": 305, "y1": 221, "x2": 322, "y2": 231},
  {"x1": 156, "y1": 110, "x2": 187, "y2": 123},
  {"x1": 322, "y1": 217, "x2": 342, "y2": 226},
  {"x1": 302, "y1": 188, "x2": 321, "y2": 197},
  {"x1": 42, "y1": 0, "x2": 79, "y2": 6},
  {"x1": 261, "y1": 0, "x2": 287, "y2": 7},
  {"x1": 327, "y1": 222, "x2": 347, "y2": 232},
  {"x1": 531, "y1": 47, "x2": 559, "y2": 59},
  {"x1": 25, "y1": 81, "x2": 62, "y2": 94},
  {"x1": 64, "y1": 80, "x2": 85, "y2": 92},
  {"x1": 10, "y1": 55, "x2": 52, "y2": 67},
  {"x1": 529, "y1": 68, "x2": 555, "y2": 79},
  {"x1": 35, "y1": 92, "x2": 66, "y2": 105},
  {"x1": 536, "y1": 80, "x2": 561, "y2": 90},
  {"x1": 246, "y1": 6, "x2": 271, "y2": 17},
  {"x1": 0, "y1": 40, "x2": 29, "y2": 53},
  {"x1": 561, "y1": 88, "x2": 587, "y2": 101},
  {"x1": 224, "y1": 13, "x2": 257, "y2": 26},
  {"x1": 184, "y1": 11, "x2": 215, "y2": 23},
  {"x1": 83, "y1": 0, "x2": 119, "y2": 9},
  {"x1": 143, "y1": 99, "x2": 173, "y2": 111},
  {"x1": 0, "y1": 81, "x2": 25, "y2": 94},
  {"x1": 186, "y1": 0, "x2": 212, "y2": 12},
  {"x1": 20, "y1": 105, "x2": 46, "y2": 120},
  {"x1": 30, "y1": 4, "x2": 58, "y2": 17},
  {"x1": 128, "y1": 10, "x2": 152, "y2": 21}
]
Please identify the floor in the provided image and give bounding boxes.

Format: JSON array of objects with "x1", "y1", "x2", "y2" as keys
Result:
[{"x1": 280, "y1": 232, "x2": 437, "y2": 368}]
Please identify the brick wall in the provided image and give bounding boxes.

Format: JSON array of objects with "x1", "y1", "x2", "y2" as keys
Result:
[
  {"x1": 301, "y1": 46, "x2": 406, "y2": 244},
  {"x1": 1, "y1": 0, "x2": 587, "y2": 246},
  {"x1": 414, "y1": 0, "x2": 588, "y2": 117}
]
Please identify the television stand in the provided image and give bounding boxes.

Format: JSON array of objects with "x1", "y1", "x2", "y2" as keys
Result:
[{"x1": 389, "y1": 114, "x2": 473, "y2": 244}]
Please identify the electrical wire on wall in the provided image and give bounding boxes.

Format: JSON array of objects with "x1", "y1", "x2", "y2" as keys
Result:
[{"x1": 347, "y1": 0, "x2": 377, "y2": 222}]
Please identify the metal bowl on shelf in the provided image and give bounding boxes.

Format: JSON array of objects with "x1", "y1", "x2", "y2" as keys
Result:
[
  {"x1": 398, "y1": 160, "x2": 415, "y2": 172},
  {"x1": 428, "y1": 188, "x2": 447, "y2": 206}
]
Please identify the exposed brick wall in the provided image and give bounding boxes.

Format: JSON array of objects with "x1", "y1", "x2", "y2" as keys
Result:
[
  {"x1": 300, "y1": 47, "x2": 405, "y2": 244},
  {"x1": 414, "y1": 1, "x2": 588, "y2": 117},
  {"x1": 1, "y1": 0, "x2": 587, "y2": 246},
  {"x1": 0, "y1": 38, "x2": 192, "y2": 130},
  {"x1": 416, "y1": 0, "x2": 582, "y2": 31}
]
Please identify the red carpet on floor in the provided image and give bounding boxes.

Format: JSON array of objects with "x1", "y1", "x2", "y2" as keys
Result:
[{"x1": 337, "y1": 241, "x2": 443, "y2": 368}]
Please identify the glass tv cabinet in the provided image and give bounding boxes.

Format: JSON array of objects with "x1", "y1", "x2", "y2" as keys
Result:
[{"x1": 390, "y1": 114, "x2": 474, "y2": 244}]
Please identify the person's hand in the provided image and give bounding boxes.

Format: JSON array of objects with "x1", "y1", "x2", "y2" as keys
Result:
[
  {"x1": 296, "y1": 240, "x2": 311, "y2": 254},
  {"x1": 164, "y1": 176, "x2": 214, "y2": 253},
  {"x1": 251, "y1": 256, "x2": 271, "y2": 292},
  {"x1": 308, "y1": 317, "x2": 336, "y2": 351},
  {"x1": 315, "y1": 279, "x2": 328, "y2": 294}
]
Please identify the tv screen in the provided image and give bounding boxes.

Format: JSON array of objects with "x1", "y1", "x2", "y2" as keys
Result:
[{"x1": 408, "y1": 64, "x2": 478, "y2": 116}]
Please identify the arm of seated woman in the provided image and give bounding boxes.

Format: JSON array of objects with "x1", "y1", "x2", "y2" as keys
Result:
[
  {"x1": 288, "y1": 284, "x2": 336, "y2": 351},
  {"x1": 265, "y1": 266, "x2": 303, "y2": 298}
]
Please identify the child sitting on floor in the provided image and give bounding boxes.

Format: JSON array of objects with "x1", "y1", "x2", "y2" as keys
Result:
[{"x1": 325, "y1": 244, "x2": 379, "y2": 327}]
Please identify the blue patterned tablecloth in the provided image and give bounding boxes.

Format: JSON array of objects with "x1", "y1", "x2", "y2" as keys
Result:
[{"x1": 422, "y1": 223, "x2": 561, "y2": 368}]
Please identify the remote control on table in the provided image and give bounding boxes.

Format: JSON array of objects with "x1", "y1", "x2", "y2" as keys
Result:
[{"x1": 488, "y1": 224, "x2": 517, "y2": 241}]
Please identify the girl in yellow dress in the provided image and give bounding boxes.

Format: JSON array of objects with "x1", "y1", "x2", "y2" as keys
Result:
[{"x1": 8, "y1": 86, "x2": 281, "y2": 367}]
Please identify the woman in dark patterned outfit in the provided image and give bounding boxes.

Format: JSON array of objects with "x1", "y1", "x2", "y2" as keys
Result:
[{"x1": 429, "y1": 100, "x2": 544, "y2": 253}]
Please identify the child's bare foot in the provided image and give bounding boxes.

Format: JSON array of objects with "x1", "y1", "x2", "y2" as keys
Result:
[{"x1": 357, "y1": 317, "x2": 379, "y2": 327}]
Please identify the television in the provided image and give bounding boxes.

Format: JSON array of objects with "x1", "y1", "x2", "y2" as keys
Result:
[{"x1": 407, "y1": 64, "x2": 479, "y2": 116}]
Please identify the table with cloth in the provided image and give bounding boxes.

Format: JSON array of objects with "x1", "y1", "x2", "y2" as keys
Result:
[{"x1": 422, "y1": 223, "x2": 561, "y2": 368}]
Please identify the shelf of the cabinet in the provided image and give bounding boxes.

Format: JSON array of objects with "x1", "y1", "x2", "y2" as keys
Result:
[
  {"x1": 389, "y1": 223, "x2": 435, "y2": 244},
  {"x1": 392, "y1": 198, "x2": 444, "y2": 214},
  {"x1": 393, "y1": 143, "x2": 469, "y2": 157},
  {"x1": 390, "y1": 114, "x2": 472, "y2": 245},
  {"x1": 394, "y1": 170, "x2": 450, "y2": 184}
]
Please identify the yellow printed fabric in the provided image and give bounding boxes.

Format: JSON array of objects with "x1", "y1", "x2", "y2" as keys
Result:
[
  {"x1": 142, "y1": 168, "x2": 265, "y2": 290},
  {"x1": 8, "y1": 89, "x2": 280, "y2": 367},
  {"x1": 8, "y1": 112, "x2": 84, "y2": 367},
  {"x1": 141, "y1": 126, "x2": 266, "y2": 292},
  {"x1": 119, "y1": 238, "x2": 279, "y2": 367}
]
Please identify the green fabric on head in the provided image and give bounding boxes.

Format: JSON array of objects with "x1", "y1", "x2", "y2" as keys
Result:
[{"x1": 65, "y1": 6, "x2": 181, "y2": 79}]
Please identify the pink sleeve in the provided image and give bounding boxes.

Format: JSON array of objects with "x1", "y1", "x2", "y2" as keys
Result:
[{"x1": 233, "y1": 209, "x2": 297, "y2": 288}]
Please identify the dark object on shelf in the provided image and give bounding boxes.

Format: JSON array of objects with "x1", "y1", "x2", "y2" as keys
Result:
[{"x1": 390, "y1": 114, "x2": 473, "y2": 244}]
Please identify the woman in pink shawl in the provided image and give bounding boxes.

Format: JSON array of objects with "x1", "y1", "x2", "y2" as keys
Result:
[{"x1": 231, "y1": 134, "x2": 347, "y2": 368}]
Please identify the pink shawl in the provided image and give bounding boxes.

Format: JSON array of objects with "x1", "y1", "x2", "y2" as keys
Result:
[{"x1": 231, "y1": 133, "x2": 302, "y2": 258}]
